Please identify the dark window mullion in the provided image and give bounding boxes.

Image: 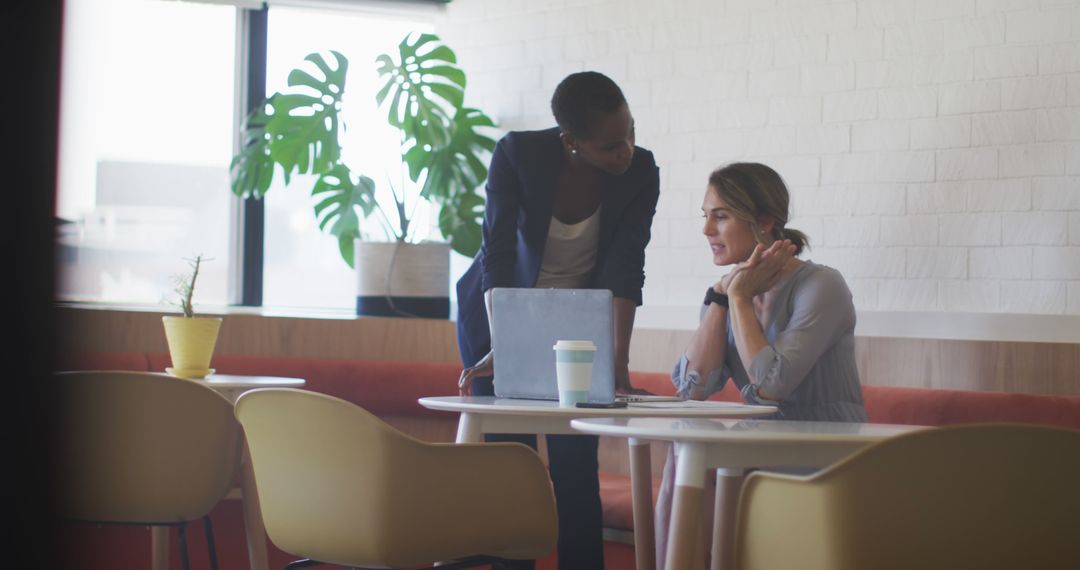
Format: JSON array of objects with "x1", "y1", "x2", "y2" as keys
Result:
[{"x1": 240, "y1": 6, "x2": 267, "y2": 307}]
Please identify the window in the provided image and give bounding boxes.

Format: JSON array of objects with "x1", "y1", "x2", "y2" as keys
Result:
[
  {"x1": 56, "y1": 0, "x2": 441, "y2": 312},
  {"x1": 261, "y1": 7, "x2": 434, "y2": 310},
  {"x1": 56, "y1": 0, "x2": 237, "y2": 306}
]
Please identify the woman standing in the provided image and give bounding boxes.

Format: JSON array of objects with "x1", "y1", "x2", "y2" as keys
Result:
[
  {"x1": 657, "y1": 162, "x2": 867, "y2": 567},
  {"x1": 456, "y1": 71, "x2": 659, "y2": 569}
]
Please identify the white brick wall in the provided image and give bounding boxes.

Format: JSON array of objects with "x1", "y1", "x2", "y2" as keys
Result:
[
  {"x1": 967, "y1": 179, "x2": 1031, "y2": 211},
  {"x1": 879, "y1": 278, "x2": 939, "y2": 310},
  {"x1": 941, "y1": 279, "x2": 1001, "y2": 312},
  {"x1": 906, "y1": 247, "x2": 968, "y2": 278},
  {"x1": 1001, "y1": 281, "x2": 1068, "y2": 313},
  {"x1": 437, "y1": 0, "x2": 1080, "y2": 316},
  {"x1": 1002, "y1": 212, "x2": 1069, "y2": 245},
  {"x1": 970, "y1": 246, "x2": 1033, "y2": 279}
]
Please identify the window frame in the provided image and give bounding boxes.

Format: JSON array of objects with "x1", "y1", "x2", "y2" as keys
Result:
[
  {"x1": 234, "y1": 6, "x2": 268, "y2": 307},
  {"x1": 230, "y1": 1, "x2": 441, "y2": 308}
]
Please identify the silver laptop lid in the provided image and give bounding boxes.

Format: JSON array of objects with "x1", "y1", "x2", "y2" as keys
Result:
[{"x1": 490, "y1": 287, "x2": 615, "y2": 403}]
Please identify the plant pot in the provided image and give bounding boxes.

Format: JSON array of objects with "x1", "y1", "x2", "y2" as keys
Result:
[
  {"x1": 162, "y1": 315, "x2": 223, "y2": 378},
  {"x1": 355, "y1": 241, "x2": 450, "y2": 318}
]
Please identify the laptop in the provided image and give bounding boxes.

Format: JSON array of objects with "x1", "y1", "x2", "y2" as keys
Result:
[{"x1": 490, "y1": 287, "x2": 681, "y2": 404}]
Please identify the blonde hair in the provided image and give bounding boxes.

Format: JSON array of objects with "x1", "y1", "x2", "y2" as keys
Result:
[{"x1": 707, "y1": 162, "x2": 808, "y2": 256}]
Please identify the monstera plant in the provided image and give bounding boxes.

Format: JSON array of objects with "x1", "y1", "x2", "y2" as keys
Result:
[{"x1": 230, "y1": 33, "x2": 496, "y2": 266}]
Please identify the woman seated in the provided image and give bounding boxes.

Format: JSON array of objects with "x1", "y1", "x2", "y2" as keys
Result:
[{"x1": 656, "y1": 161, "x2": 867, "y2": 567}]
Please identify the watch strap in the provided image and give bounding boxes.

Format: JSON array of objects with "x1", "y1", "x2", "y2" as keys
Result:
[{"x1": 703, "y1": 287, "x2": 729, "y2": 308}]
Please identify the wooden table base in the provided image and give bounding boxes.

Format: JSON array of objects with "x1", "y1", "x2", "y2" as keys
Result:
[
  {"x1": 665, "y1": 442, "x2": 706, "y2": 570},
  {"x1": 629, "y1": 438, "x2": 656, "y2": 570},
  {"x1": 241, "y1": 441, "x2": 270, "y2": 570},
  {"x1": 711, "y1": 470, "x2": 745, "y2": 570},
  {"x1": 151, "y1": 526, "x2": 169, "y2": 570}
]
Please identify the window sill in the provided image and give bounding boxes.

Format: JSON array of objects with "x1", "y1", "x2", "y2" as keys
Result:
[{"x1": 56, "y1": 301, "x2": 371, "y2": 321}]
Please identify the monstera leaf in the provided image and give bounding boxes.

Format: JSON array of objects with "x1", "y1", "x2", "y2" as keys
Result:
[
  {"x1": 267, "y1": 51, "x2": 348, "y2": 183},
  {"x1": 230, "y1": 100, "x2": 276, "y2": 198},
  {"x1": 437, "y1": 191, "x2": 485, "y2": 257},
  {"x1": 312, "y1": 162, "x2": 378, "y2": 267},
  {"x1": 231, "y1": 36, "x2": 493, "y2": 271},
  {"x1": 376, "y1": 34, "x2": 493, "y2": 259},
  {"x1": 375, "y1": 33, "x2": 465, "y2": 149},
  {"x1": 403, "y1": 107, "x2": 496, "y2": 202}
]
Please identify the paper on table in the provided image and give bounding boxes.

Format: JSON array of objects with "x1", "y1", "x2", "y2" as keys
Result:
[{"x1": 627, "y1": 400, "x2": 750, "y2": 409}]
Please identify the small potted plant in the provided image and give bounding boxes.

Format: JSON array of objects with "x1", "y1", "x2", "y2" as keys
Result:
[{"x1": 162, "y1": 255, "x2": 221, "y2": 378}]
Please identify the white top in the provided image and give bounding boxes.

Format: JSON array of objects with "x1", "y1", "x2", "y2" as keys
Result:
[
  {"x1": 198, "y1": 374, "x2": 306, "y2": 390},
  {"x1": 418, "y1": 396, "x2": 775, "y2": 418},
  {"x1": 570, "y1": 417, "x2": 925, "y2": 443},
  {"x1": 535, "y1": 208, "x2": 601, "y2": 289}
]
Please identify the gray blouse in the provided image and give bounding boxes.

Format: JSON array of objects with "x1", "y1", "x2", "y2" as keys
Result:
[{"x1": 672, "y1": 261, "x2": 867, "y2": 422}]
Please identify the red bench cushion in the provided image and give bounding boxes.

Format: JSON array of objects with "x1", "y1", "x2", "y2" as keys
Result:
[{"x1": 863, "y1": 384, "x2": 1080, "y2": 428}]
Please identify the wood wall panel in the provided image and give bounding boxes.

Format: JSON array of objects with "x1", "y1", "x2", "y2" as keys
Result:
[
  {"x1": 57, "y1": 307, "x2": 1079, "y2": 396},
  {"x1": 57, "y1": 307, "x2": 461, "y2": 363},
  {"x1": 626, "y1": 328, "x2": 1079, "y2": 396}
]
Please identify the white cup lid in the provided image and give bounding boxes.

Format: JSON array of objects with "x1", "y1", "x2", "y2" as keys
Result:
[{"x1": 553, "y1": 339, "x2": 597, "y2": 351}]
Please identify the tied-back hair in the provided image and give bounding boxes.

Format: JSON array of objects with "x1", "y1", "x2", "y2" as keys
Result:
[
  {"x1": 550, "y1": 71, "x2": 626, "y2": 138},
  {"x1": 708, "y1": 162, "x2": 809, "y2": 256}
]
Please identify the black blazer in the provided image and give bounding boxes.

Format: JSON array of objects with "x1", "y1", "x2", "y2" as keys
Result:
[{"x1": 455, "y1": 127, "x2": 661, "y2": 366}]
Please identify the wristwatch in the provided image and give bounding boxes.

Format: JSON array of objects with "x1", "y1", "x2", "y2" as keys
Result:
[{"x1": 703, "y1": 286, "x2": 729, "y2": 308}]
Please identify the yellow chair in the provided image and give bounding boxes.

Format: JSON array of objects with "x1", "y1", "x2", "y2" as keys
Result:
[
  {"x1": 233, "y1": 388, "x2": 558, "y2": 570},
  {"x1": 734, "y1": 424, "x2": 1080, "y2": 570},
  {"x1": 54, "y1": 371, "x2": 243, "y2": 570}
]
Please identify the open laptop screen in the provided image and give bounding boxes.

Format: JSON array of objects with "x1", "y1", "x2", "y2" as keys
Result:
[{"x1": 490, "y1": 288, "x2": 616, "y2": 403}]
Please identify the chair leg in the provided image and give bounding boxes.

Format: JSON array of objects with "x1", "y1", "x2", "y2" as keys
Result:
[
  {"x1": 203, "y1": 515, "x2": 219, "y2": 570},
  {"x1": 178, "y1": 523, "x2": 191, "y2": 570}
]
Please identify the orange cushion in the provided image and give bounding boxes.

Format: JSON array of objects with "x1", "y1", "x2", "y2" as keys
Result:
[
  {"x1": 863, "y1": 384, "x2": 1080, "y2": 428},
  {"x1": 147, "y1": 353, "x2": 462, "y2": 417},
  {"x1": 600, "y1": 472, "x2": 662, "y2": 532},
  {"x1": 629, "y1": 370, "x2": 743, "y2": 402}
]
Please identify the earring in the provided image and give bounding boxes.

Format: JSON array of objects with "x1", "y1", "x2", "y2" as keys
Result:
[{"x1": 571, "y1": 148, "x2": 578, "y2": 155}]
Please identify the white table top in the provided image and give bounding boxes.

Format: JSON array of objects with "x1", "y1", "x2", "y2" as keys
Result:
[
  {"x1": 418, "y1": 396, "x2": 777, "y2": 418},
  {"x1": 197, "y1": 374, "x2": 306, "y2": 389},
  {"x1": 571, "y1": 417, "x2": 927, "y2": 443}
]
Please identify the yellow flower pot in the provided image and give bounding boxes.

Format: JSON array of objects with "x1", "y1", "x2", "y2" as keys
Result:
[{"x1": 162, "y1": 316, "x2": 222, "y2": 378}]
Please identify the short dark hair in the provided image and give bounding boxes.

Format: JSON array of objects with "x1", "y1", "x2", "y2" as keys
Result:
[{"x1": 550, "y1": 71, "x2": 627, "y2": 138}]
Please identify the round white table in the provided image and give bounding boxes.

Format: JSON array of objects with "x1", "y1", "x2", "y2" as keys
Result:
[
  {"x1": 571, "y1": 417, "x2": 928, "y2": 570},
  {"x1": 418, "y1": 396, "x2": 776, "y2": 443},
  {"x1": 418, "y1": 396, "x2": 777, "y2": 570},
  {"x1": 154, "y1": 373, "x2": 306, "y2": 570},
  {"x1": 196, "y1": 374, "x2": 307, "y2": 404}
]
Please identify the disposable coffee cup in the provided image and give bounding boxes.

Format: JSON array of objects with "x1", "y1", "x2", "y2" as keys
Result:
[{"x1": 553, "y1": 340, "x2": 596, "y2": 407}]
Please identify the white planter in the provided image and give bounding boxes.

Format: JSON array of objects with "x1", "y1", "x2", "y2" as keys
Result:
[{"x1": 355, "y1": 240, "x2": 450, "y2": 318}]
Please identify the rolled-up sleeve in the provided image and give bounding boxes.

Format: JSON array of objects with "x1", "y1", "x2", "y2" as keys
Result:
[
  {"x1": 746, "y1": 269, "x2": 855, "y2": 401},
  {"x1": 594, "y1": 155, "x2": 660, "y2": 305},
  {"x1": 479, "y1": 136, "x2": 522, "y2": 292},
  {"x1": 671, "y1": 354, "x2": 729, "y2": 399}
]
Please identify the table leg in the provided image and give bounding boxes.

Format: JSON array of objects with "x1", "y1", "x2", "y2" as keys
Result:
[
  {"x1": 709, "y1": 469, "x2": 745, "y2": 570},
  {"x1": 629, "y1": 437, "x2": 656, "y2": 570},
  {"x1": 151, "y1": 526, "x2": 169, "y2": 570},
  {"x1": 240, "y1": 440, "x2": 270, "y2": 570},
  {"x1": 456, "y1": 412, "x2": 482, "y2": 443},
  {"x1": 665, "y1": 442, "x2": 706, "y2": 570}
]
